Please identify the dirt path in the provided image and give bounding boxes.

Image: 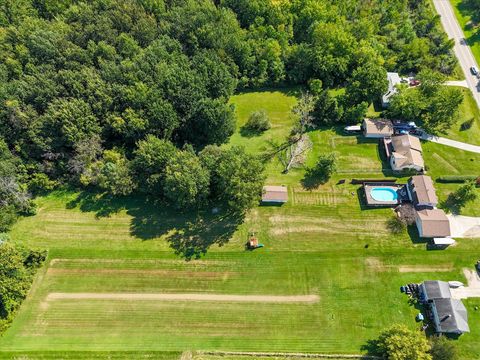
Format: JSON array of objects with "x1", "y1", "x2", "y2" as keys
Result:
[{"x1": 46, "y1": 292, "x2": 320, "y2": 303}]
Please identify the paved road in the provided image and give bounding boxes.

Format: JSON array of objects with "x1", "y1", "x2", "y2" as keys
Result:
[
  {"x1": 418, "y1": 132, "x2": 480, "y2": 153},
  {"x1": 433, "y1": 0, "x2": 480, "y2": 108}
]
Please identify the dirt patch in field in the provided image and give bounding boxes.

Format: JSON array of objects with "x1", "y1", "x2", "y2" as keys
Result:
[
  {"x1": 365, "y1": 258, "x2": 453, "y2": 273},
  {"x1": 46, "y1": 268, "x2": 233, "y2": 279},
  {"x1": 270, "y1": 226, "x2": 337, "y2": 235},
  {"x1": 365, "y1": 257, "x2": 386, "y2": 270},
  {"x1": 398, "y1": 265, "x2": 454, "y2": 273},
  {"x1": 46, "y1": 292, "x2": 319, "y2": 303}
]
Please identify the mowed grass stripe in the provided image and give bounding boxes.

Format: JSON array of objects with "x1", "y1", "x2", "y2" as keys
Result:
[{"x1": 45, "y1": 292, "x2": 319, "y2": 303}]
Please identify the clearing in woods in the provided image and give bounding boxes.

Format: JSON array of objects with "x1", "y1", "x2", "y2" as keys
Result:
[{"x1": 2, "y1": 89, "x2": 480, "y2": 359}]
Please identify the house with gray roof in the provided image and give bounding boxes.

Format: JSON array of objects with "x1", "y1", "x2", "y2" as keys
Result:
[
  {"x1": 420, "y1": 280, "x2": 451, "y2": 302},
  {"x1": 431, "y1": 298, "x2": 470, "y2": 334},
  {"x1": 419, "y1": 280, "x2": 469, "y2": 335}
]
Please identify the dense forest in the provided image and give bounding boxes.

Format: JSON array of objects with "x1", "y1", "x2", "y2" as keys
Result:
[{"x1": 0, "y1": 0, "x2": 458, "y2": 229}]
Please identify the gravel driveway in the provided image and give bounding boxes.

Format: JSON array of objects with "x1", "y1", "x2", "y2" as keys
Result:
[
  {"x1": 447, "y1": 214, "x2": 480, "y2": 238},
  {"x1": 451, "y1": 269, "x2": 480, "y2": 299}
]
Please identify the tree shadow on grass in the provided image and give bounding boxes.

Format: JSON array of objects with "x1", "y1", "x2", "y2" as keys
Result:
[
  {"x1": 67, "y1": 191, "x2": 245, "y2": 260},
  {"x1": 300, "y1": 167, "x2": 329, "y2": 190},
  {"x1": 439, "y1": 196, "x2": 461, "y2": 216}
]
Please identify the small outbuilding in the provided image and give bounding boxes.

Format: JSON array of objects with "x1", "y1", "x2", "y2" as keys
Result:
[
  {"x1": 362, "y1": 118, "x2": 394, "y2": 138},
  {"x1": 262, "y1": 186, "x2": 288, "y2": 204},
  {"x1": 415, "y1": 209, "x2": 451, "y2": 238},
  {"x1": 382, "y1": 72, "x2": 402, "y2": 107}
]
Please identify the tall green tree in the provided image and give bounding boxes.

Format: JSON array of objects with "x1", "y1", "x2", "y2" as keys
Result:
[
  {"x1": 374, "y1": 325, "x2": 432, "y2": 360},
  {"x1": 131, "y1": 135, "x2": 177, "y2": 195},
  {"x1": 200, "y1": 145, "x2": 265, "y2": 213},
  {"x1": 430, "y1": 336, "x2": 458, "y2": 360},
  {"x1": 163, "y1": 150, "x2": 210, "y2": 209}
]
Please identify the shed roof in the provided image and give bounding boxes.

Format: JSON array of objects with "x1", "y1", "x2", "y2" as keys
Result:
[
  {"x1": 262, "y1": 186, "x2": 288, "y2": 203},
  {"x1": 363, "y1": 118, "x2": 394, "y2": 136},
  {"x1": 408, "y1": 175, "x2": 438, "y2": 205},
  {"x1": 432, "y1": 298, "x2": 470, "y2": 334},
  {"x1": 417, "y1": 209, "x2": 451, "y2": 237},
  {"x1": 422, "y1": 280, "x2": 452, "y2": 300}
]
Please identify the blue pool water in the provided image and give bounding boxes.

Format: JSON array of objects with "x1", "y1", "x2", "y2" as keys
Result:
[{"x1": 370, "y1": 187, "x2": 398, "y2": 202}]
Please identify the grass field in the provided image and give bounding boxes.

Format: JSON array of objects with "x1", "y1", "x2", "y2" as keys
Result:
[{"x1": 1, "y1": 89, "x2": 480, "y2": 359}]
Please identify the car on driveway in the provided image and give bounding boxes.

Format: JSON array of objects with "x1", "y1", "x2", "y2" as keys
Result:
[{"x1": 471, "y1": 66, "x2": 479, "y2": 76}]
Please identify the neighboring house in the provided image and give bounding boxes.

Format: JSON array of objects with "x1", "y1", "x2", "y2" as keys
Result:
[
  {"x1": 406, "y1": 175, "x2": 438, "y2": 208},
  {"x1": 415, "y1": 208, "x2": 451, "y2": 238},
  {"x1": 389, "y1": 134, "x2": 424, "y2": 172},
  {"x1": 262, "y1": 186, "x2": 288, "y2": 204},
  {"x1": 362, "y1": 118, "x2": 394, "y2": 138},
  {"x1": 382, "y1": 72, "x2": 402, "y2": 108},
  {"x1": 419, "y1": 280, "x2": 469, "y2": 335}
]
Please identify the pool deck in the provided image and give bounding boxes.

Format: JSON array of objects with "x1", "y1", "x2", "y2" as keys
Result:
[{"x1": 363, "y1": 183, "x2": 408, "y2": 207}]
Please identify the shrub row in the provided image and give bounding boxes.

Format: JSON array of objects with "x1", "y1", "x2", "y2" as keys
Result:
[{"x1": 436, "y1": 175, "x2": 479, "y2": 184}]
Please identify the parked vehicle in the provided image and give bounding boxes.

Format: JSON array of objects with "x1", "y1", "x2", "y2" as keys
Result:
[
  {"x1": 393, "y1": 121, "x2": 417, "y2": 131},
  {"x1": 409, "y1": 129, "x2": 423, "y2": 137},
  {"x1": 409, "y1": 79, "x2": 420, "y2": 86},
  {"x1": 343, "y1": 125, "x2": 362, "y2": 134},
  {"x1": 471, "y1": 66, "x2": 479, "y2": 76}
]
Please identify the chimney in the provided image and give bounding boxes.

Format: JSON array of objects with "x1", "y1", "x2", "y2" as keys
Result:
[{"x1": 441, "y1": 314, "x2": 451, "y2": 322}]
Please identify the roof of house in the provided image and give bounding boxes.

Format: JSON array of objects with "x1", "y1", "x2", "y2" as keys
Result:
[
  {"x1": 387, "y1": 72, "x2": 401, "y2": 86},
  {"x1": 363, "y1": 118, "x2": 394, "y2": 136},
  {"x1": 391, "y1": 148, "x2": 425, "y2": 169},
  {"x1": 422, "y1": 280, "x2": 452, "y2": 300},
  {"x1": 432, "y1": 298, "x2": 470, "y2": 334},
  {"x1": 417, "y1": 209, "x2": 451, "y2": 237},
  {"x1": 408, "y1": 175, "x2": 438, "y2": 205},
  {"x1": 262, "y1": 186, "x2": 288, "y2": 202},
  {"x1": 391, "y1": 134, "x2": 422, "y2": 153}
]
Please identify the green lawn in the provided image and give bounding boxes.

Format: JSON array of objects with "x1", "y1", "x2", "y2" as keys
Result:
[
  {"x1": 451, "y1": 0, "x2": 480, "y2": 67},
  {"x1": 1, "y1": 89, "x2": 480, "y2": 359}
]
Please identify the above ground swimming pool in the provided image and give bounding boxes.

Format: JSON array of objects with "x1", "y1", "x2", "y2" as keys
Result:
[{"x1": 370, "y1": 187, "x2": 398, "y2": 202}]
